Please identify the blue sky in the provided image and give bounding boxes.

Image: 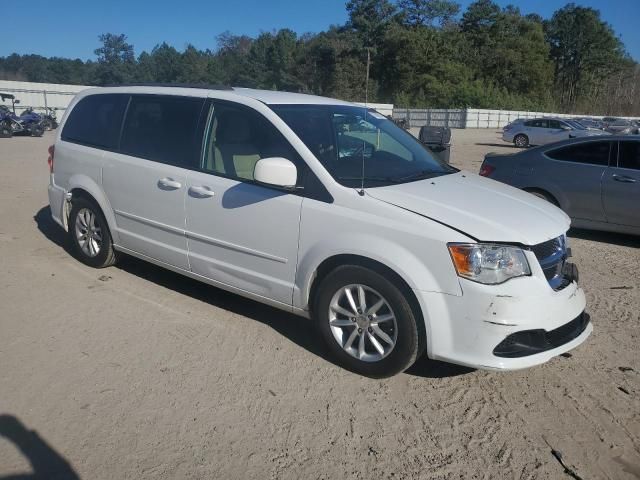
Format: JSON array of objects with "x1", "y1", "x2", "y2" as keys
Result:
[{"x1": 3, "y1": 1, "x2": 639, "y2": 61}]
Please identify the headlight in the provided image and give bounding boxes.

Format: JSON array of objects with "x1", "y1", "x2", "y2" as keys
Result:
[{"x1": 448, "y1": 243, "x2": 531, "y2": 285}]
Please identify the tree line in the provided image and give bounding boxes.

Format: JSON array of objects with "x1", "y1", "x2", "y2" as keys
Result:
[{"x1": 1, "y1": 0, "x2": 638, "y2": 115}]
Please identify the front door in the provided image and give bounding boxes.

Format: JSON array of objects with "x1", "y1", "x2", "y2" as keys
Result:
[
  {"x1": 544, "y1": 140, "x2": 612, "y2": 222},
  {"x1": 185, "y1": 100, "x2": 304, "y2": 305},
  {"x1": 603, "y1": 140, "x2": 640, "y2": 227}
]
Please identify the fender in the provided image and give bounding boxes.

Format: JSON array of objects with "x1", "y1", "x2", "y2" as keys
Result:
[
  {"x1": 293, "y1": 232, "x2": 463, "y2": 312},
  {"x1": 68, "y1": 173, "x2": 120, "y2": 245}
]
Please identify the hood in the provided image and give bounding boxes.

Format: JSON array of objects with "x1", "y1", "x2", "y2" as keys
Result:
[
  {"x1": 572, "y1": 129, "x2": 609, "y2": 137},
  {"x1": 366, "y1": 172, "x2": 570, "y2": 246}
]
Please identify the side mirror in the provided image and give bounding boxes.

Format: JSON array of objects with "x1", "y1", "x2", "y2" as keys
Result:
[{"x1": 254, "y1": 157, "x2": 297, "y2": 188}]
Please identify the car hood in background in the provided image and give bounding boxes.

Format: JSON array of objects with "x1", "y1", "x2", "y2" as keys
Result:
[
  {"x1": 366, "y1": 172, "x2": 570, "y2": 245},
  {"x1": 571, "y1": 130, "x2": 610, "y2": 137}
]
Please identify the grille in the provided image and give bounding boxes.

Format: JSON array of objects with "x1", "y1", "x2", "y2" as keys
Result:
[
  {"x1": 530, "y1": 236, "x2": 569, "y2": 290},
  {"x1": 493, "y1": 313, "x2": 590, "y2": 358},
  {"x1": 531, "y1": 236, "x2": 564, "y2": 260}
]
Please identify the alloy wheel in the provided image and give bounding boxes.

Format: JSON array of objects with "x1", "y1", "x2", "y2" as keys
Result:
[
  {"x1": 328, "y1": 284, "x2": 398, "y2": 362},
  {"x1": 74, "y1": 208, "x2": 103, "y2": 258}
]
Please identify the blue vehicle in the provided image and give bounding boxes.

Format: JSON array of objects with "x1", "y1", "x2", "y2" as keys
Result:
[{"x1": 0, "y1": 94, "x2": 44, "y2": 137}]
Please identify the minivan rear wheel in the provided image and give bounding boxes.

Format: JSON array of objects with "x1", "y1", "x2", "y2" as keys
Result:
[
  {"x1": 69, "y1": 197, "x2": 117, "y2": 268},
  {"x1": 514, "y1": 134, "x2": 529, "y2": 148},
  {"x1": 313, "y1": 265, "x2": 421, "y2": 378}
]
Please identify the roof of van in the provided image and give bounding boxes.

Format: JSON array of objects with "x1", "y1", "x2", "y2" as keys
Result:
[{"x1": 96, "y1": 84, "x2": 356, "y2": 106}]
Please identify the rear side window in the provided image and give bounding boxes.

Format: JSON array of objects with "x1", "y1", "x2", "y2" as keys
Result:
[
  {"x1": 619, "y1": 141, "x2": 640, "y2": 170},
  {"x1": 524, "y1": 119, "x2": 548, "y2": 128},
  {"x1": 120, "y1": 95, "x2": 204, "y2": 167},
  {"x1": 62, "y1": 94, "x2": 128, "y2": 149},
  {"x1": 546, "y1": 141, "x2": 611, "y2": 166}
]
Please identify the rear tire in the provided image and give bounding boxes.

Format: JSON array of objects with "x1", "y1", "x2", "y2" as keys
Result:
[
  {"x1": 514, "y1": 134, "x2": 529, "y2": 148},
  {"x1": 29, "y1": 123, "x2": 44, "y2": 137},
  {"x1": 313, "y1": 265, "x2": 422, "y2": 378},
  {"x1": 68, "y1": 197, "x2": 117, "y2": 268},
  {"x1": 0, "y1": 121, "x2": 12, "y2": 138}
]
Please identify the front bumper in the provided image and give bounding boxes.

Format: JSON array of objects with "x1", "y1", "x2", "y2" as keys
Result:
[
  {"x1": 414, "y1": 261, "x2": 590, "y2": 370},
  {"x1": 502, "y1": 131, "x2": 515, "y2": 142}
]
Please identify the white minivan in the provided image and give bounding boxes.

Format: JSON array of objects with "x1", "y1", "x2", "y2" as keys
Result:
[{"x1": 48, "y1": 85, "x2": 591, "y2": 377}]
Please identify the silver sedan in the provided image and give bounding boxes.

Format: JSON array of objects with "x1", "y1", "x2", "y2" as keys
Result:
[
  {"x1": 480, "y1": 136, "x2": 640, "y2": 235},
  {"x1": 503, "y1": 117, "x2": 609, "y2": 147}
]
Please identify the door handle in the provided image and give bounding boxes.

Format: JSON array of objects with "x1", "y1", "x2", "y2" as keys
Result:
[
  {"x1": 189, "y1": 185, "x2": 216, "y2": 198},
  {"x1": 158, "y1": 177, "x2": 182, "y2": 190},
  {"x1": 612, "y1": 174, "x2": 637, "y2": 183}
]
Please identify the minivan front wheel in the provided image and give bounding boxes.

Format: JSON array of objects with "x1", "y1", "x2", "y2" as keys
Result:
[
  {"x1": 69, "y1": 197, "x2": 117, "y2": 268},
  {"x1": 314, "y1": 265, "x2": 421, "y2": 378}
]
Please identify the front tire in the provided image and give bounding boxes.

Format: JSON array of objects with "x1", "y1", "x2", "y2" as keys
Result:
[
  {"x1": 514, "y1": 134, "x2": 529, "y2": 148},
  {"x1": 313, "y1": 265, "x2": 422, "y2": 378},
  {"x1": 68, "y1": 197, "x2": 117, "y2": 268}
]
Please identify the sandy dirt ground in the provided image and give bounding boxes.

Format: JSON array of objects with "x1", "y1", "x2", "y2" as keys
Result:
[{"x1": 1, "y1": 129, "x2": 639, "y2": 480}]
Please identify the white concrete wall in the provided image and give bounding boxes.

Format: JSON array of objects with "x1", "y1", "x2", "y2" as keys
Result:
[
  {"x1": 0, "y1": 80, "x2": 91, "y2": 116},
  {"x1": 354, "y1": 102, "x2": 394, "y2": 116},
  {"x1": 466, "y1": 108, "x2": 640, "y2": 129}
]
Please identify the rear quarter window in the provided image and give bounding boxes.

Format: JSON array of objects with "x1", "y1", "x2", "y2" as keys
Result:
[
  {"x1": 61, "y1": 94, "x2": 129, "y2": 149},
  {"x1": 546, "y1": 141, "x2": 611, "y2": 166}
]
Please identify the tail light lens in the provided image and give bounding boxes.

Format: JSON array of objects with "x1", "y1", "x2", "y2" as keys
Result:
[
  {"x1": 47, "y1": 145, "x2": 55, "y2": 173},
  {"x1": 479, "y1": 163, "x2": 495, "y2": 177}
]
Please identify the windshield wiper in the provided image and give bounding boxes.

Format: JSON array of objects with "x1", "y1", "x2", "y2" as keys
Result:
[
  {"x1": 338, "y1": 176, "x2": 401, "y2": 183},
  {"x1": 395, "y1": 170, "x2": 440, "y2": 182}
]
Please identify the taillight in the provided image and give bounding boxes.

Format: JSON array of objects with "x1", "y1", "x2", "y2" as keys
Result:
[
  {"x1": 479, "y1": 163, "x2": 495, "y2": 177},
  {"x1": 47, "y1": 145, "x2": 55, "y2": 173}
]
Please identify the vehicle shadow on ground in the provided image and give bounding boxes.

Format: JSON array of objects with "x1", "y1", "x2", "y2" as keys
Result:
[
  {"x1": 34, "y1": 206, "x2": 473, "y2": 379},
  {"x1": 568, "y1": 228, "x2": 640, "y2": 248},
  {"x1": 0, "y1": 414, "x2": 80, "y2": 480}
]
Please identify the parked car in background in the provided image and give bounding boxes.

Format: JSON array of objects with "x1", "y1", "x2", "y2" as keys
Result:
[
  {"x1": 47, "y1": 85, "x2": 590, "y2": 377},
  {"x1": 605, "y1": 119, "x2": 639, "y2": 135},
  {"x1": 502, "y1": 118, "x2": 526, "y2": 132},
  {"x1": 503, "y1": 117, "x2": 609, "y2": 147},
  {"x1": 575, "y1": 118, "x2": 605, "y2": 130},
  {"x1": 480, "y1": 136, "x2": 640, "y2": 235}
]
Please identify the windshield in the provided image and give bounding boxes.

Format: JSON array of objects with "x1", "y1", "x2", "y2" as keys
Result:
[
  {"x1": 566, "y1": 120, "x2": 586, "y2": 130},
  {"x1": 271, "y1": 104, "x2": 456, "y2": 188}
]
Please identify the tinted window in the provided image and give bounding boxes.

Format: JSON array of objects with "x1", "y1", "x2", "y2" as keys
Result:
[
  {"x1": 548, "y1": 120, "x2": 562, "y2": 129},
  {"x1": 62, "y1": 94, "x2": 128, "y2": 149},
  {"x1": 619, "y1": 141, "x2": 640, "y2": 170},
  {"x1": 547, "y1": 141, "x2": 611, "y2": 166},
  {"x1": 524, "y1": 119, "x2": 548, "y2": 128},
  {"x1": 120, "y1": 95, "x2": 204, "y2": 167},
  {"x1": 202, "y1": 101, "x2": 301, "y2": 182}
]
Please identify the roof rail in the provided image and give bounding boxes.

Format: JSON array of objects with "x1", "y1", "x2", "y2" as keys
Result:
[{"x1": 102, "y1": 83, "x2": 234, "y2": 91}]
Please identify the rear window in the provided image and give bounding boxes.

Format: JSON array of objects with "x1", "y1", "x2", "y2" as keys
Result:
[
  {"x1": 524, "y1": 119, "x2": 547, "y2": 128},
  {"x1": 120, "y1": 95, "x2": 204, "y2": 167},
  {"x1": 62, "y1": 94, "x2": 128, "y2": 149},
  {"x1": 546, "y1": 141, "x2": 611, "y2": 166}
]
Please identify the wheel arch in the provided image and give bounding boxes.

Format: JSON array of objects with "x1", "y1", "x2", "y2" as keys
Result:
[
  {"x1": 522, "y1": 186, "x2": 561, "y2": 207},
  {"x1": 305, "y1": 253, "x2": 428, "y2": 357},
  {"x1": 67, "y1": 174, "x2": 119, "y2": 244}
]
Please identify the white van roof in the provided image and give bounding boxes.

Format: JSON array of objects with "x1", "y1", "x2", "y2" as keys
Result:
[{"x1": 88, "y1": 84, "x2": 355, "y2": 106}]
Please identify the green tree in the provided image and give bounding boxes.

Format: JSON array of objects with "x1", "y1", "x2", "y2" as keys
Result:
[
  {"x1": 93, "y1": 33, "x2": 135, "y2": 84},
  {"x1": 397, "y1": 0, "x2": 460, "y2": 27},
  {"x1": 545, "y1": 3, "x2": 625, "y2": 110}
]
